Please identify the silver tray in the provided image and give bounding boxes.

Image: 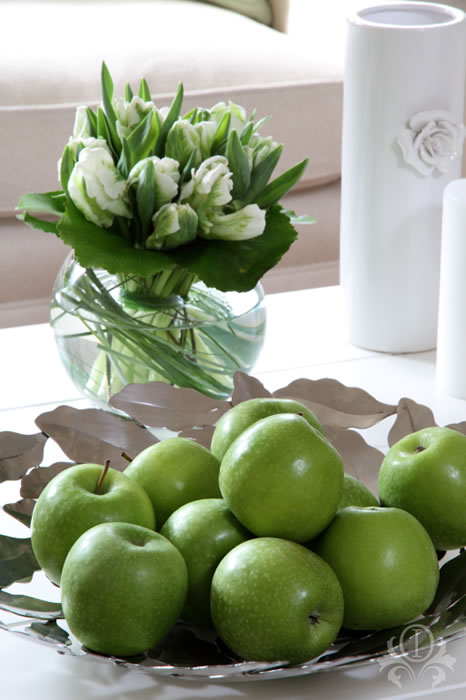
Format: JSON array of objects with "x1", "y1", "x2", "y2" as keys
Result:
[{"x1": 1, "y1": 373, "x2": 465, "y2": 682}]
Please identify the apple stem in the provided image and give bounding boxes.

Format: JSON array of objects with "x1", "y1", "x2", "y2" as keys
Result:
[
  {"x1": 415, "y1": 445, "x2": 426, "y2": 453},
  {"x1": 96, "y1": 460, "x2": 111, "y2": 494},
  {"x1": 120, "y1": 451, "x2": 133, "y2": 463}
]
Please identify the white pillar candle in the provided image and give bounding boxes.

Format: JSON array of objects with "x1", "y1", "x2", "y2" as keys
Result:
[{"x1": 436, "y1": 179, "x2": 466, "y2": 398}]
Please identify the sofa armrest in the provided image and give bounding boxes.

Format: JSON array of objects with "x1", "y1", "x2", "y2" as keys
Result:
[{"x1": 269, "y1": 0, "x2": 289, "y2": 31}]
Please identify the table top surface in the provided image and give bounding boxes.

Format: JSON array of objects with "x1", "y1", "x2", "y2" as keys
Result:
[{"x1": 1, "y1": 285, "x2": 466, "y2": 700}]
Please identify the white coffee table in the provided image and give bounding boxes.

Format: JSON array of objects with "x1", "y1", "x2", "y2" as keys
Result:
[{"x1": 1, "y1": 285, "x2": 465, "y2": 700}]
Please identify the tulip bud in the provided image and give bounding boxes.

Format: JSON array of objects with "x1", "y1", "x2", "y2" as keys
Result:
[
  {"x1": 165, "y1": 120, "x2": 203, "y2": 171},
  {"x1": 194, "y1": 120, "x2": 217, "y2": 160},
  {"x1": 250, "y1": 134, "x2": 279, "y2": 167},
  {"x1": 210, "y1": 101, "x2": 247, "y2": 132},
  {"x1": 146, "y1": 202, "x2": 198, "y2": 250},
  {"x1": 73, "y1": 105, "x2": 92, "y2": 140},
  {"x1": 113, "y1": 96, "x2": 158, "y2": 140}
]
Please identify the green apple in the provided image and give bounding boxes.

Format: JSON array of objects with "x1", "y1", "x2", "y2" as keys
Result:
[
  {"x1": 31, "y1": 463, "x2": 155, "y2": 585},
  {"x1": 61, "y1": 522, "x2": 187, "y2": 657},
  {"x1": 339, "y1": 474, "x2": 379, "y2": 510},
  {"x1": 314, "y1": 506, "x2": 439, "y2": 630},
  {"x1": 124, "y1": 437, "x2": 221, "y2": 528},
  {"x1": 378, "y1": 426, "x2": 466, "y2": 550},
  {"x1": 211, "y1": 537, "x2": 344, "y2": 664},
  {"x1": 219, "y1": 413, "x2": 343, "y2": 542},
  {"x1": 211, "y1": 397, "x2": 325, "y2": 462},
  {"x1": 160, "y1": 498, "x2": 250, "y2": 625}
]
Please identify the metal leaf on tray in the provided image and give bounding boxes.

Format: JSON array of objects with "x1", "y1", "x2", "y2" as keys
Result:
[{"x1": 0, "y1": 372, "x2": 465, "y2": 681}]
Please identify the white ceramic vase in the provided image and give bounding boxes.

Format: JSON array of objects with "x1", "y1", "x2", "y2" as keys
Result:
[{"x1": 340, "y1": 2, "x2": 465, "y2": 353}]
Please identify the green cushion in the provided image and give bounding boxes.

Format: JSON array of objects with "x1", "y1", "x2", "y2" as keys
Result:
[{"x1": 202, "y1": 0, "x2": 272, "y2": 24}]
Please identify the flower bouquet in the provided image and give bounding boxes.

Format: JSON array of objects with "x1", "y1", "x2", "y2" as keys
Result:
[{"x1": 17, "y1": 63, "x2": 313, "y2": 403}]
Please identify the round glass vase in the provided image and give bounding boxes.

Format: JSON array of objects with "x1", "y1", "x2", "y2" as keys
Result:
[{"x1": 50, "y1": 254, "x2": 266, "y2": 407}]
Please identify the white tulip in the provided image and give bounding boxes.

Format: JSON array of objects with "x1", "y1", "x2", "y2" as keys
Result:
[
  {"x1": 69, "y1": 137, "x2": 109, "y2": 158},
  {"x1": 180, "y1": 155, "x2": 233, "y2": 210},
  {"x1": 57, "y1": 137, "x2": 110, "y2": 183},
  {"x1": 68, "y1": 147, "x2": 131, "y2": 227},
  {"x1": 203, "y1": 204, "x2": 266, "y2": 241},
  {"x1": 128, "y1": 156, "x2": 180, "y2": 208}
]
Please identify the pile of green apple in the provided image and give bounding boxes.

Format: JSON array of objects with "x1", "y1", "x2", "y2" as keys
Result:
[{"x1": 29, "y1": 398, "x2": 466, "y2": 665}]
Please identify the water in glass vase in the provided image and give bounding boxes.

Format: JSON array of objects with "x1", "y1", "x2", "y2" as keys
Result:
[{"x1": 50, "y1": 255, "x2": 266, "y2": 406}]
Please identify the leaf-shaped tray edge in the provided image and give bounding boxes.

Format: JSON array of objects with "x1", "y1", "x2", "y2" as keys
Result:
[
  {"x1": 1, "y1": 374, "x2": 465, "y2": 682},
  {"x1": 1, "y1": 602, "x2": 465, "y2": 682}
]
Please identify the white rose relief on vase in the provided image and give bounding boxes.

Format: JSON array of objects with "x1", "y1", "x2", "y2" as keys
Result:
[{"x1": 397, "y1": 110, "x2": 465, "y2": 176}]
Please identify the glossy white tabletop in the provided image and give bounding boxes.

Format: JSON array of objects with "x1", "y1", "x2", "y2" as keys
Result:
[{"x1": 1, "y1": 286, "x2": 465, "y2": 699}]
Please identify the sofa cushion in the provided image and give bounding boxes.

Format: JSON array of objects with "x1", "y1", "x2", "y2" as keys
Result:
[{"x1": 0, "y1": 0, "x2": 342, "y2": 216}]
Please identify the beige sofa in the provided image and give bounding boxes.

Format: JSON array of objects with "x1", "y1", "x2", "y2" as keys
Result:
[{"x1": 0, "y1": 0, "x2": 343, "y2": 327}]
